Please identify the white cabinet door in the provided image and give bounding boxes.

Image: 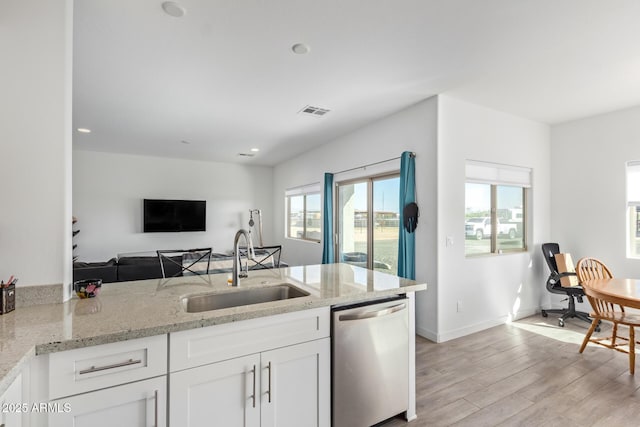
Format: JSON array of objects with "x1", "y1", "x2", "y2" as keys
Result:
[
  {"x1": 0, "y1": 373, "x2": 23, "y2": 427},
  {"x1": 49, "y1": 376, "x2": 166, "y2": 427},
  {"x1": 170, "y1": 354, "x2": 260, "y2": 427},
  {"x1": 260, "y1": 338, "x2": 330, "y2": 427}
]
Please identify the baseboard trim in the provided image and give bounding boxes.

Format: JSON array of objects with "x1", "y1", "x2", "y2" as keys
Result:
[
  {"x1": 512, "y1": 307, "x2": 538, "y2": 321},
  {"x1": 436, "y1": 307, "x2": 539, "y2": 343},
  {"x1": 416, "y1": 326, "x2": 437, "y2": 342}
]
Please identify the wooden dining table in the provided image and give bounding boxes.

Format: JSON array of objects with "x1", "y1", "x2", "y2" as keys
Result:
[{"x1": 582, "y1": 278, "x2": 640, "y2": 309}]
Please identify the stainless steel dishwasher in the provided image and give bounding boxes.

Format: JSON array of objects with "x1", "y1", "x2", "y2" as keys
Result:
[{"x1": 332, "y1": 297, "x2": 409, "y2": 427}]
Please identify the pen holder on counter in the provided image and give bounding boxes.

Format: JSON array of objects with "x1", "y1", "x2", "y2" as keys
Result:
[{"x1": 0, "y1": 283, "x2": 15, "y2": 314}]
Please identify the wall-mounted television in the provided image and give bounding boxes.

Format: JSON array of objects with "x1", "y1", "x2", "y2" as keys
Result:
[{"x1": 143, "y1": 199, "x2": 206, "y2": 232}]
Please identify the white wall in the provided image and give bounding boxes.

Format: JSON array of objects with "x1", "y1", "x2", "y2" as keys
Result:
[
  {"x1": 273, "y1": 98, "x2": 439, "y2": 338},
  {"x1": 73, "y1": 151, "x2": 273, "y2": 261},
  {"x1": 0, "y1": 0, "x2": 72, "y2": 292},
  {"x1": 551, "y1": 106, "x2": 640, "y2": 279},
  {"x1": 437, "y1": 95, "x2": 551, "y2": 341}
]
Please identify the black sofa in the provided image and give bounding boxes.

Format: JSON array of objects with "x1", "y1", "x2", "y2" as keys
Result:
[
  {"x1": 117, "y1": 255, "x2": 182, "y2": 281},
  {"x1": 73, "y1": 249, "x2": 285, "y2": 284},
  {"x1": 73, "y1": 255, "x2": 182, "y2": 283},
  {"x1": 73, "y1": 258, "x2": 118, "y2": 283}
]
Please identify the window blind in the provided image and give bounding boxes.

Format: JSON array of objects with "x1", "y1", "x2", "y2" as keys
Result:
[
  {"x1": 334, "y1": 158, "x2": 400, "y2": 183},
  {"x1": 627, "y1": 161, "x2": 640, "y2": 206},
  {"x1": 465, "y1": 160, "x2": 532, "y2": 188},
  {"x1": 285, "y1": 182, "x2": 321, "y2": 197}
]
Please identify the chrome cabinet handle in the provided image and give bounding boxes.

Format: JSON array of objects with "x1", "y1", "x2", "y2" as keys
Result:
[
  {"x1": 78, "y1": 358, "x2": 142, "y2": 375},
  {"x1": 154, "y1": 389, "x2": 158, "y2": 427},
  {"x1": 266, "y1": 361, "x2": 272, "y2": 403},
  {"x1": 338, "y1": 303, "x2": 406, "y2": 321},
  {"x1": 251, "y1": 365, "x2": 257, "y2": 408}
]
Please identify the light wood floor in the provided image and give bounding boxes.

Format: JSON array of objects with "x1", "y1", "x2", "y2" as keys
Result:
[{"x1": 383, "y1": 315, "x2": 640, "y2": 427}]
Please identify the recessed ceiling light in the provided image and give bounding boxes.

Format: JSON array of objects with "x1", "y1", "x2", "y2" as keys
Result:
[
  {"x1": 291, "y1": 43, "x2": 310, "y2": 55},
  {"x1": 162, "y1": 1, "x2": 186, "y2": 18},
  {"x1": 250, "y1": 148, "x2": 260, "y2": 152},
  {"x1": 76, "y1": 128, "x2": 91, "y2": 133}
]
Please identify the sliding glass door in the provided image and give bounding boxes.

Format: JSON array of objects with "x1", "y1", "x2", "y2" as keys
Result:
[
  {"x1": 373, "y1": 177, "x2": 400, "y2": 273},
  {"x1": 337, "y1": 181, "x2": 368, "y2": 267},
  {"x1": 336, "y1": 175, "x2": 399, "y2": 273}
]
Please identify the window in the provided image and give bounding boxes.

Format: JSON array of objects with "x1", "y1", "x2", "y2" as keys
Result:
[
  {"x1": 465, "y1": 161, "x2": 530, "y2": 256},
  {"x1": 336, "y1": 174, "x2": 400, "y2": 273},
  {"x1": 626, "y1": 161, "x2": 640, "y2": 258},
  {"x1": 286, "y1": 184, "x2": 321, "y2": 242}
]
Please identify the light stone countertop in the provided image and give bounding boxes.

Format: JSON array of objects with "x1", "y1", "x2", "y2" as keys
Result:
[{"x1": 0, "y1": 263, "x2": 426, "y2": 395}]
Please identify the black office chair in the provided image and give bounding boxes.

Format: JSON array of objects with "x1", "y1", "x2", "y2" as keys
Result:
[{"x1": 540, "y1": 243, "x2": 595, "y2": 328}]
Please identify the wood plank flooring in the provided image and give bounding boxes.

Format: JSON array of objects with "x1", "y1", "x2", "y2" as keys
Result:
[{"x1": 383, "y1": 315, "x2": 640, "y2": 427}]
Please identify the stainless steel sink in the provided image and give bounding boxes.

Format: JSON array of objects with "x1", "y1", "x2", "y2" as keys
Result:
[{"x1": 182, "y1": 284, "x2": 310, "y2": 313}]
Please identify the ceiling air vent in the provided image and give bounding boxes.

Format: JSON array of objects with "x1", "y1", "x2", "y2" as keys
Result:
[
  {"x1": 238, "y1": 153, "x2": 255, "y2": 157},
  {"x1": 299, "y1": 105, "x2": 330, "y2": 117}
]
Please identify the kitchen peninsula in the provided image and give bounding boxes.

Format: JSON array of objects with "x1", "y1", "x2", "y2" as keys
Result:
[{"x1": 0, "y1": 263, "x2": 426, "y2": 426}]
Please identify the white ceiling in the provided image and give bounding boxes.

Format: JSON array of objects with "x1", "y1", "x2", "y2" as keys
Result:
[{"x1": 73, "y1": 0, "x2": 640, "y2": 166}]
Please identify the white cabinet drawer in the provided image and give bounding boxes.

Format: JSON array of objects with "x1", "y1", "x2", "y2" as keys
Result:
[
  {"x1": 170, "y1": 307, "x2": 330, "y2": 372},
  {"x1": 49, "y1": 334, "x2": 168, "y2": 399}
]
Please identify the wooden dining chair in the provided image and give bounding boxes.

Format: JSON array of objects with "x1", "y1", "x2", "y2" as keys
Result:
[
  {"x1": 576, "y1": 257, "x2": 640, "y2": 374},
  {"x1": 576, "y1": 257, "x2": 614, "y2": 282}
]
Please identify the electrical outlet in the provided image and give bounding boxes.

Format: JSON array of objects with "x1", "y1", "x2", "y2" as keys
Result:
[{"x1": 457, "y1": 300, "x2": 463, "y2": 312}]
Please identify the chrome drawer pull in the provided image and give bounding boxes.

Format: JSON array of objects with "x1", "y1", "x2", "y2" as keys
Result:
[
  {"x1": 266, "y1": 361, "x2": 272, "y2": 403},
  {"x1": 251, "y1": 365, "x2": 257, "y2": 408},
  {"x1": 78, "y1": 358, "x2": 142, "y2": 375},
  {"x1": 154, "y1": 389, "x2": 159, "y2": 427}
]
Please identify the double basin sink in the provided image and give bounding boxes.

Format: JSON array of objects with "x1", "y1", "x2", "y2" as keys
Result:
[{"x1": 182, "y1": 283, "x2": 310, "y2": 313}]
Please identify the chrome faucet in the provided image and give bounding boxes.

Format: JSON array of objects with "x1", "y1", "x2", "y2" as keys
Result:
[{"x1": 232, "y1": 229, "x2": 256, "y2": 286}]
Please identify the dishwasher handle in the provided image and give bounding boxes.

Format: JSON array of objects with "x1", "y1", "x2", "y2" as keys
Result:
[{"x1": 338, "y1": 302, "x2": 406, "y2": 321}]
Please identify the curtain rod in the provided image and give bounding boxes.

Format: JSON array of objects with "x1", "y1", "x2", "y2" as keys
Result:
[{"x1": 332, "y1": 152, "x2": 415, "y2": 176}]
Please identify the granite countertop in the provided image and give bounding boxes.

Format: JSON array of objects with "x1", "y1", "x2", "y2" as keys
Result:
[{"x1": 0, "y1": 263, "x2": 426, "y2": 395}]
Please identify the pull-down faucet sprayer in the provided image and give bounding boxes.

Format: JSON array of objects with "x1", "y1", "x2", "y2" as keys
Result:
[{"x1": 232, "y1": 229, "x2": 256, "y2": 287}]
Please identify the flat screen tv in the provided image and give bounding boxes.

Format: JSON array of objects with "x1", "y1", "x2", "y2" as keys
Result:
[{"x1": 143, "y1": 199, "x2": 206, "y2": 232}]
